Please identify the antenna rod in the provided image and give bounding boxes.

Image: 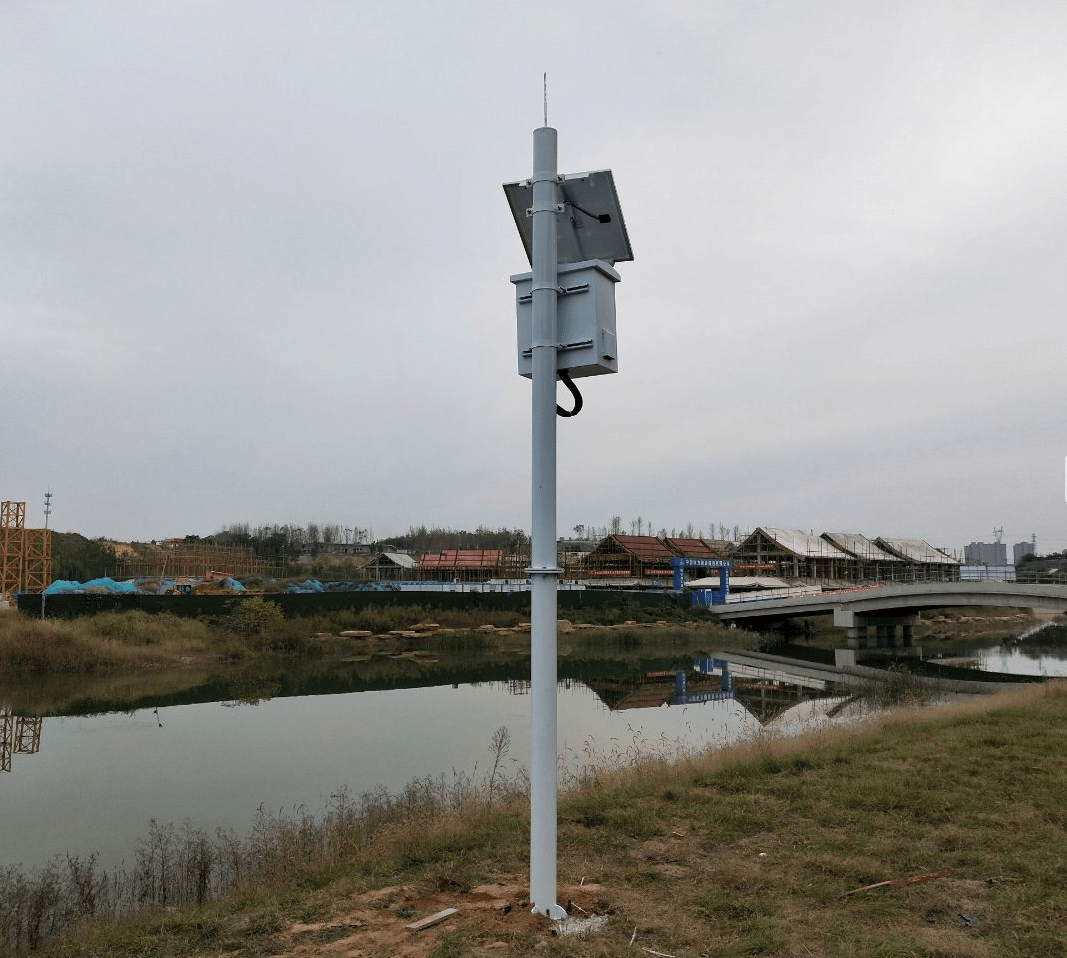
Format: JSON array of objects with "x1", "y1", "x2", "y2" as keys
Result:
[{"x1": 543, "y1": 73, "x2": 547, "y2": 126}]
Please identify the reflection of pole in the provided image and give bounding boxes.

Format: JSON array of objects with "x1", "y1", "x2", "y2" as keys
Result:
[{"x1": 528, "y1": 126, "x2": 566, "y2": 920}]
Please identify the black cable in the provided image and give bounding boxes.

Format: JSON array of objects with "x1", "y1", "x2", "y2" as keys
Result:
[
  {"x1": 556, "y1": 370, "x2": 583, "y2": 418},
  {"x1": 568, "y1": 202, "x2": 612, "y2": 224}
]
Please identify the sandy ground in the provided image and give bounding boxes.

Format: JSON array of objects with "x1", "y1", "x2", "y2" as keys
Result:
[{"x1": 241, "y1": 877, "x2": 612, "y2": 957}]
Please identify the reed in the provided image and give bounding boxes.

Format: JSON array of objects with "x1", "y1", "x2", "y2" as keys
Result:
[
  {"x1": 0, "y1": 753, "x2": 531, "y2": 954},
  {"x1": 0, "y1": 610, "x2": 214, "y2": 674}
]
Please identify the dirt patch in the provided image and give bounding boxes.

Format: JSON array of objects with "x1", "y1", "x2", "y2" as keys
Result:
[{"x1": 244, "y1": 877, "x2": 610, "y2": 957}]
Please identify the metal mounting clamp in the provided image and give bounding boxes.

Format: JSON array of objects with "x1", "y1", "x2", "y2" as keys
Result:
[{"x1": 526, "y1": 203, "x2": 566, "y2": 217}]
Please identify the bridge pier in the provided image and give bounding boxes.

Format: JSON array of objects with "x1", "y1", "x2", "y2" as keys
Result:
[{"x1": 834, "y1": 608, "x2": 919, "y2": 650}]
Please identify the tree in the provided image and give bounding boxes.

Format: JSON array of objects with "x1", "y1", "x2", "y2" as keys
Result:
[{"x1": 50, "y1": 533, "x2": 114, "y2": 582}]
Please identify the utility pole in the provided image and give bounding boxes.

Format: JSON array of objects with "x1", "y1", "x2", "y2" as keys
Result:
[
  {"x1": 526, "y1": 125, "x2": 566, "y2": 919},
  {"x1": 41, "y1": 490, "x2": 52, "y2": 620},
  {"x1": 504, "y1": 122, "x2": 632, "y2": 919}
]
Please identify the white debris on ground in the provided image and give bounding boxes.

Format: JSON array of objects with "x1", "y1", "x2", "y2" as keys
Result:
[{"x1": 553, "y1": 914, "x2": 610, "y2": 938}]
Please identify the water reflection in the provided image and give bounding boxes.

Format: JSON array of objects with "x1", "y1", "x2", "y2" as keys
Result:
[
  {"x1": 0, "y1": 708, "x2": 42, "y2": 772},
  {"x1": 976, "y1": 646, "x2": 1067, "y2": 677},
  {"x1": 6, "y1": 628, "x2": 1061, "y2": 876},
  {"x1": 0, "y1": 671, "x2": 762, "y2": 874},
  {"x1": 971, "y1": 621, "x2": 1067, "y2": 677}
]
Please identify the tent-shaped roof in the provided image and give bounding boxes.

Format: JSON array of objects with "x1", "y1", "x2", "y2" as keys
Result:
[
  {"x1": 875, "y1": 538, "x2": 959, "y2": 565},
  {"x1": 750, "y1": 528, "x2": 851, "y2": 560},
  {"x1": 821, "y1": 532, "x2": 902, "y2": 563},
  {"x1": 375, "y1": 552, "x2": 416, "y2": 569},
  {"x1": 664, "y1": 537, "x2": 724, "y2": 560},
  {"x1": 418, "y1": 549, "x2": 502, "y2": 570},
  {"x1": 607, "y1": 535, "x2": 676, "y2": 563}
]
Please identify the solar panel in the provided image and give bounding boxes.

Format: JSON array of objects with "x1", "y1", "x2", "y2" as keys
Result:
[{"x1": 502, "y1": 170, "x2": 633, "y2": 267}]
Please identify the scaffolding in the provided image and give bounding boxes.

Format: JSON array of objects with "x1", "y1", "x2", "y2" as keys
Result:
[
  {"x1": 0, "y1": 502, "x2": 51, "y2": 604},
  {"x1": 1, "y1": 501, "x2": 53, "y2": 604},
  {"x1": 415, "y1": 549, "x2": 528, "y2": 582},
  {"x1": 22, "y1": 527, "x2": 52, "y2": 593},
  {"x1": 117, "y1": 543, "x2": 282, "y2": 579},
  {"x1": 0, "y1": 501, "x2": 25, "y2": 605}
]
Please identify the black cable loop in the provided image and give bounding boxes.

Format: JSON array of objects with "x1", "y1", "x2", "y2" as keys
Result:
[{"x1": 556, "y1": 370, "x2": 583, "y2": 418}]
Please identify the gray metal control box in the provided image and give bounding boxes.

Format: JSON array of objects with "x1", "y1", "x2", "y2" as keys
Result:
[{"x1": 511, "y1": 259, "x2": 620, "y2": 379}]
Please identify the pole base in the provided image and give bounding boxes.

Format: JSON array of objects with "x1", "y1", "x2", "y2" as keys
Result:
[{"x1": 532, "y1": 902, "x2": 569, "y2": 920}]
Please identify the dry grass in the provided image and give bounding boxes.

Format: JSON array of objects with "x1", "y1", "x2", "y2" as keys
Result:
[{"x1": 0, "y1": 609, "x2": 217, "y2": 674}]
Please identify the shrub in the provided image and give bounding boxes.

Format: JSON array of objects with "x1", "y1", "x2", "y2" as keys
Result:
[{"x1": 223, "y1": 598, "x2": 286, "y2": 638}]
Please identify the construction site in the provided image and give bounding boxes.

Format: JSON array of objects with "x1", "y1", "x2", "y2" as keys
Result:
[
  {"x1": 113, "y1": 541, "x2": 283, "y2": 581},
  {"x1": 3, "y1": 490, "x2": 969, "y2": 607}
]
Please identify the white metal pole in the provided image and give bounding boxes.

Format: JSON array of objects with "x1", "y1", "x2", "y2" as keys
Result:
[{"x1": 528, "y1": 125, "x2": 567, "y2": 920}]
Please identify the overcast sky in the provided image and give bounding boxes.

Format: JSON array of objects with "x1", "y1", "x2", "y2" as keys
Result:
[{"x1": 3, "y1": 0, "x2": 1065, "y2": 555}]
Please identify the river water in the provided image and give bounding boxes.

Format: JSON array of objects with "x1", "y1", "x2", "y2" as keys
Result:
[
  {"x1": 1, "y1": 677, "x2": 756, "y2": 874},
  {"x1": 3, "y1": 635, "x2": 1065, "y2": 876}
]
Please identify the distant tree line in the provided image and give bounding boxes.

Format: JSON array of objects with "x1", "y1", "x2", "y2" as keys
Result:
[
  {"x1": 1017, "y1": 551, "x2": 1067, "y2": 566},
  {"x1": 391, "y1": 525, "x2": 530, "y2": 554},
  {"x1": 50, "y1": 532, "x2": 115, "y2": 582},
  {"x1": 570, "y1": 518, "x2": 746, "y2": 542},
  {"x1": 196, "y1": 522, "x2": 531, "y2": 559},
  {"x1": 199, "y1": 518, "x2": 750, "y2": 560},
  {"x1": 195, "y1": 524, "x2": 356, "y2": 560}
]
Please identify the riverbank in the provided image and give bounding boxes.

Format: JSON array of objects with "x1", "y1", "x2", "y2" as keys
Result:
[
  {"x1": 11, "y1": 681, "x2": 1066, "y2": 957},
  {"x1": 0, "y1": 602, "x2": 748, "y2": 716}
]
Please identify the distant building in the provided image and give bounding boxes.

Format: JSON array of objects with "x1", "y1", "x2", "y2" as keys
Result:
[
  {"x1": 960, "y1": 565, "x2": 1016, "y2": 582},
  {"x1": 964, "y1": 541, "x2": 1006, "y2": 566},
  {"x1": 363, "y1": 551, "x2": 416, "y2": 581},
  {"x1": 872, "y1": 538, "x2": 961, "y2": 582},
  {"x1": 733, "y1": 528, "x2": 852, "y2": 581},
  {"x1": 579, "y1": 535, "x2": 727, "y2": 585},
  {"x1": 1013, "y1": 541, "x2": 1036, "y2": 564}
]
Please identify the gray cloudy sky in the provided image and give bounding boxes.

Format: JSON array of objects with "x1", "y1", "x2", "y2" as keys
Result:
[{"x1": 2, "y1": 0, "x2": 1065, "y2": 554}]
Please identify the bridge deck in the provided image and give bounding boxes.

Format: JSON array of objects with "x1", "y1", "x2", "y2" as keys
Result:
[
  {"x1": 709, "y1": 582, "x2": 1067, "y2": 626},
  {"x1": 714, "y1": 648, "x2": 1032, "y2": 695}
]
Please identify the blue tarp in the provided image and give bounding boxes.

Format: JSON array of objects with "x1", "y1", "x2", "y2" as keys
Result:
[
  {"x1": 44, "y1": 577, "x2": 142, "y2": 595},
  {"x1": 284, "y1": 579, "x2": 398, "y2": 594},
  {"x1": 286, "y1": 579, "x2": 325, "y2": 594}
]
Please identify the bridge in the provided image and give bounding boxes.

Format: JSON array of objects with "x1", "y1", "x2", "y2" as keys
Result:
[{"x1": 706, "y1": 581, "x2": 1067, "y2": 648}]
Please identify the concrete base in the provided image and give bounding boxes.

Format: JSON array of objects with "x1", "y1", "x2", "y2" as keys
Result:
[
  {"x1": 835, "y1": 648, "x2": 857, "y2": 668},
  {"x1": 837, "y1": 646, "x2": 923, "y2": 667}
]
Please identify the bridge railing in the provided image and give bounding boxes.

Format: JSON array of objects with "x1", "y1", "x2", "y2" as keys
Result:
[{"x1": 1015, "y1": 571, "x2": 1067, "y2": 586}]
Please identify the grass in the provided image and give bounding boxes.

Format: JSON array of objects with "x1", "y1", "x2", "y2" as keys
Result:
[
  {"x1": 0, "y1": 610, "x2": 221, "y2": 674},
  {"x1": 10, "y1": 681, "x2": 1067, "y2": 957}
]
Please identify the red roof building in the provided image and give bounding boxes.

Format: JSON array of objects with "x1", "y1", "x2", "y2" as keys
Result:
[
  {"x1": 582, "y1": 535, "x2": 725, "y2": 582},
  {"x1": 416, "y1": 549, "x2": 525, "y2": 581}
]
